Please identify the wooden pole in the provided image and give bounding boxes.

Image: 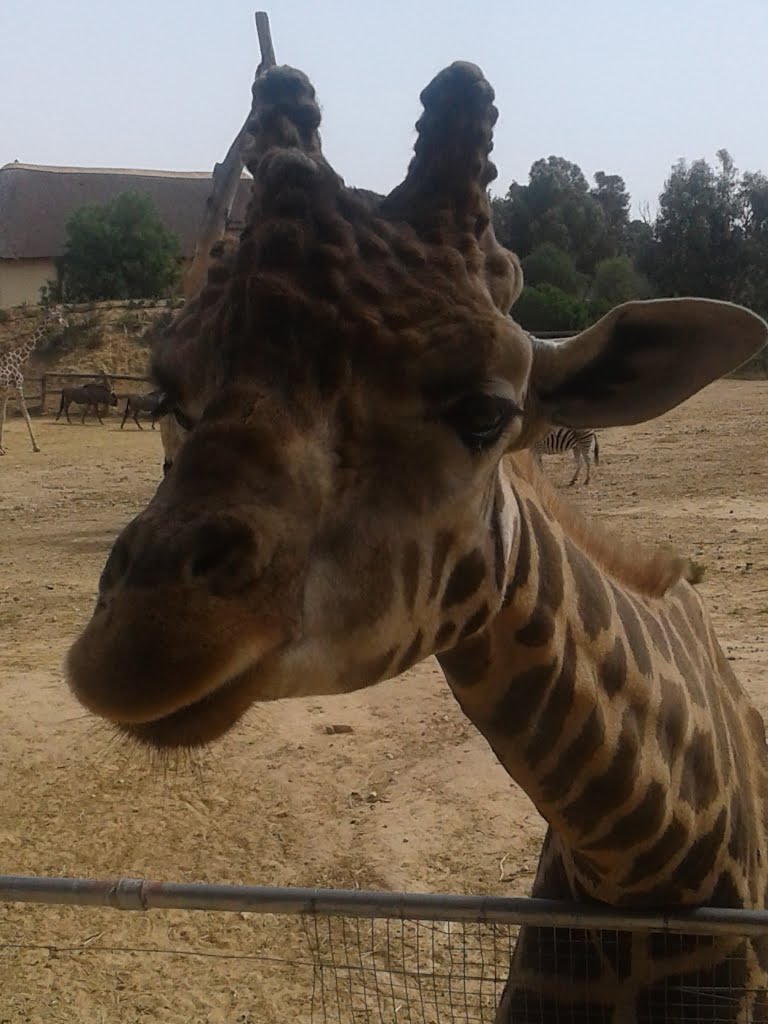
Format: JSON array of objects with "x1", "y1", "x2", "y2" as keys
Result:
[
  {"x1": 255, "y1": 11, "x2": 276, "y2": 73},
  {"x1": 181, "y1": 12, "x2": 277, "y2": 300}
]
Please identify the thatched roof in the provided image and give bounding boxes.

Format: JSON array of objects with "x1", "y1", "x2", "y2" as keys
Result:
[{"x1": 0, "y1": 163, "x2": 252, "y2": 260}]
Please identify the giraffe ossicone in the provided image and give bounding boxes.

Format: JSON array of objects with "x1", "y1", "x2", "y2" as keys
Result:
[
  {"x1": 0, "y1": 307, "x2": 67, "y2": 455},
  {"x1": 65, "y1": 62, "x2": 768, "y2": 1019}
]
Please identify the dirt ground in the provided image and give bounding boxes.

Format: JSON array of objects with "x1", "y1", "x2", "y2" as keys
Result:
[{"x1": 0, "y1": 380, "x2": 766, "y2": 1023}]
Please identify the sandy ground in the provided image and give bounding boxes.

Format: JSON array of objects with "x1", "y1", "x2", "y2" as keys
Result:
[{"x1": 0, "y1": 380, "x2": 766, "y2": 1023}]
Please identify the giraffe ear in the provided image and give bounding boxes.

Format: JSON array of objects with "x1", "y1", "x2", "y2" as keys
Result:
[{"x1": 526, "y1": 298, "x2": 768, "y2": 429}]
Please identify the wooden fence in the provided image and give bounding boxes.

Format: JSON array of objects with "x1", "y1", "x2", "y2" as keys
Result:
[{"x1": 22, "y1": 372, "x2": 152, "y2": 416}]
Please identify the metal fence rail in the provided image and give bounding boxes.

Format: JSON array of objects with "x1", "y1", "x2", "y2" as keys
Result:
[
  {"x1": 3, "y1": 873, "x2": 768, "y2": 935},
  {"x1": 3, "y1": 875, "x2": 768, "y2": 1022}
]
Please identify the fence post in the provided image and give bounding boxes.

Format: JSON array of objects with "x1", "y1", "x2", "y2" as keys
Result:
[{"x1": 39, "y1": 374, "x2": 47, "y2": 415}]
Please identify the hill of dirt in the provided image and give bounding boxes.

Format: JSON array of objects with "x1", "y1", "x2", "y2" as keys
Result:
[{"x1": 0, "y1": 300, "x2": 181, "y2": 382}]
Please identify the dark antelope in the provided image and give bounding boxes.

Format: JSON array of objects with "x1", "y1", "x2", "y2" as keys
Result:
[
  {"x1": 120, "y1": 391, "x2": 164, "y2": 430},
  {"x1": 56, "y1": 379, "x2": 117, "y2": 424}
]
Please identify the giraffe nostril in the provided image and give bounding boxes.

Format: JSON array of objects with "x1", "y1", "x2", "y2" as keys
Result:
[{"x1": 187, "y1": 517, "x2": 259, "y2": 596}]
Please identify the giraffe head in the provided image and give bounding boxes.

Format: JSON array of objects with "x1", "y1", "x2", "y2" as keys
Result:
[{"x1": 65, "y1": 63, "x2": 767, "y2": 749}]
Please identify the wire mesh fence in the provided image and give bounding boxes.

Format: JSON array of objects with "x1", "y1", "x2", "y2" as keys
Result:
[
  {"x1": 305, "y1": 915, "x2": 509, "y2": 1023},
  {"x1": 3, "y1": 875, "x2": 768, "y2": 1022}
]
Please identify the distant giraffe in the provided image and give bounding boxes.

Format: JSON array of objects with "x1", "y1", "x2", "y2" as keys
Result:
[{"x1": 0, "y1": 308, "x2": 67, "y2": 454}]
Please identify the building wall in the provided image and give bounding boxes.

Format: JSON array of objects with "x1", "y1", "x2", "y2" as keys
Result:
[{"x1": 0, "y1": 258, "x2": 56, "y2": 308}]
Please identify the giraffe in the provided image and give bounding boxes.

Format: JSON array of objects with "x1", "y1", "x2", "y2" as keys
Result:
[
  {"x1": 0, "y1": 307, "x2": 67, "y2": 454},
  {"x1": 64, "y1": 64, "x2": 768, "y2": 1021}
]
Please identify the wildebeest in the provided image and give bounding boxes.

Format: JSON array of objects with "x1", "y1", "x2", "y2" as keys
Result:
[
  {"x1": 120, "y1": 390, "x2": 165, "y2": 430},
  {"x1": 56, "y1": 379, "x2": 118, "y2": 425}
]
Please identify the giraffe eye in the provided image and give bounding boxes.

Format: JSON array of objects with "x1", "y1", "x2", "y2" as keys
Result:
[
  {"x1": 155, "y1": 392, "x2": 196, "y2": 432},
  {"x1": 172, "y1": 407, "x2": 197, "y2": 431},
  {"x1": 444, "y1": 394, "x2": 519, "y2": 451}
]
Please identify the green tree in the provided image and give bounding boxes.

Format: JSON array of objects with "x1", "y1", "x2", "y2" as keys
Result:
[
  {"x1": 651, "y1": 150, "x2": 746, "y2": 300},
  {"x1": 522, "y1": 243, "x2": 586, "y2": 295},
  {"x1": 590, "y1": 171, "x2": 631, "y2": 254},
  {"x1": 513, "y1": 284, "x2": 589, "y2": 332},
  {"x1": 57, "y1": 191, "x2": 181, "y2": 302},
  {"x1": 492, "y1": 156, "x2": 627, "y2": 276},
  {"x1": 590, "y1": 256, "x2": 650, "y2": 314}
]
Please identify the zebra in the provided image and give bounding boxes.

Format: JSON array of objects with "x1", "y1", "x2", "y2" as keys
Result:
[
  {"x1": 532, "y1": 427, "x2": 600, "y2": 486},
  {"x1": 120, "y1": 390, "x2": 165, "y2": 430}
]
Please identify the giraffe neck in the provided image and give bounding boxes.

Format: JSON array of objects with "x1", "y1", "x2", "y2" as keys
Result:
[
  {"x1": 3, "y1": 333, "x2": 40, "y2": 377},
  {"x1": 437, "y1": 456, "x2": 768, "y2": 909},
  {"x1": 15, "y1": 328, "x2": 44, "y2": 365}
]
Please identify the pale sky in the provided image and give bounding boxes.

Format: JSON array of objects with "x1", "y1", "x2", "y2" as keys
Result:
[{"x1": 2, "y1": 0, "x2": 766, "y2": 215}]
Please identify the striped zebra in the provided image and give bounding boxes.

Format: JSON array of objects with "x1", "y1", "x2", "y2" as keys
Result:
[{"x1": 533, "y1": 427, "x2": 600, "y2": 486}]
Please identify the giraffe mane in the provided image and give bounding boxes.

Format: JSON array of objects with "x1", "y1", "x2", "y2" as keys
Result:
[{"x1": 511, "y1": 450, "x2": 691, "y2": 598}]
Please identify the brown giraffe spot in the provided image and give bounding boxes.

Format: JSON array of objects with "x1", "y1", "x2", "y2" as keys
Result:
[
  {"x1": 567, "y1": 542, "x2": 612, "y2": 640},
  {"x1": 401, "y1": 541, "x2": 420, "y2": 611},
  {"x1": 669, "y1": 807, "x2": 728, "y2": 890},
  {"x1": 395, "y1": 631, "x2": 424, "y2": 676},
  {"x1": 519, "y1": 925, "x2": 603, "y2": 980},
  {"x1": 711, "y1": 696, "x2": 736, "y2": 787},
  {"x1": 583, "y1": 781, "x2": 666, "y2": 852},
  {"x1": 636, "y1": 600, "x2": 672, "y2": 662},
  {"x1": 754, "y1": 987, "x2": 768, "y2": 1018},
  {"x1": 441, "y1": 548, "x2": 486, "y2": 608},
  {"x1": 458, "y1": 602, "x2": 491, "y2": 640},
  {"x1": 438, "y1": 634, "x2": 492, "y2": 686},
  {"x1": 621, "y1": 815, "x2": 688, "y2": 889},
  {"x1": 648, "y1": 930, "x2": 714, "y2": 960},
  {"x1": 656, "y1": 674, "x2": 689, "y2": 763},
  {"x1": 504, "y1": 502, "x2": 531, "y2": 603},
  {"x1": 710, "y1": 870, "x2": 745, "y2": 908},
  {"x1": 600, "y1": 636, "x2": 627, "y2": 696},
  {"x1": 349, "y1": 646, "x2": 399, "y2": 686},
  {"x1": 571, "y1": 850, "x2": 602, "y2": 888},
  {"x1": 612, "y1": 587, "x2": 652, "y2": 677},
  {"x1": 636, "y1": 946, "x2": 746, "y2": 1022},
  {"x1": 433, "y1": 621, "x2": 457, "y2": 649},
  {"x1": 666, "y1": 629, "x2": 707, "y2": 706},
  {"x1": 524, "y1": 628, "x2": 577, "y2": 770},
  {"x1": 527, "y1": 502, "x2": 564, "y2": 612},
  {"x1": 561, "y1": 709, "x2": 642, "y2": 827},
  {"x1": 668, "y1": 601, "x2": 705, "y2": 672},
  {"x1": 490, "y1": 492, "x2": 506, "y2": 592},
  {"x1": 532, "y1": 848, "x2": 572, "y2": 897},
  {"x1": 539, "y1": 706, "x2": 606, "y2": 803},
  {"x1": 491, "y1": 658, "x2": 558, "y2": 734},
  {"x1": 596, "y1": 929, "x2": 634, "y2": 981},
  {"x1": 515, "y1": 608, "x2": 555, "y2": 647},
  {"x1": 679, "y1": 729, "x2": 719, "y2": 811},
  {"x1": 747, "y1": 704, "x2": 768, "y2": 748},
  {"x1": 728, "y1": 793, "x2": 750, "y2": 862},
  {"x1": 504, "y1": 992, "x2": 611, "y2": 1024},
  {"x1": 428, "y1": 530, "x2": 453, "y2": 601}
]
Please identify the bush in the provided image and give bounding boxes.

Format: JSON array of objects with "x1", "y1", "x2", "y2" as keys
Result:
[
  {"x1": 590, "y1": 255, "x2": 651, "y2": 307},
  {"x1": 513, "y1": 284, "x2": 590, "y2": 332},
  {"x1": 57, "y1": 191, "x2": 181, "y2": 303},
  {"x1": 521, "y1": 243, "x2": 586, "y2": 296}
]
